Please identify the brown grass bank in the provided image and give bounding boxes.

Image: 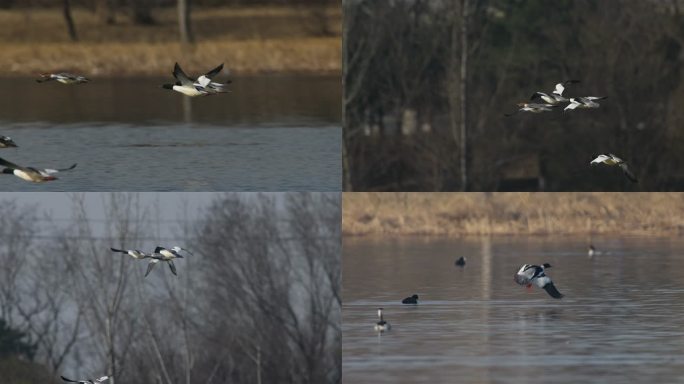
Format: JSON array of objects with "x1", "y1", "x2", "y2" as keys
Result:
[
  {"x1": 343, "y1": 193, "x2": 684, "y2": 236},
  {"x1": 0, "y1": 6, "x2": 341, "y2": 76}
]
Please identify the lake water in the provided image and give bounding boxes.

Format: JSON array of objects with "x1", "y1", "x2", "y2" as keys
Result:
[
  {"x1": 343, "y1": 236, "x2": 684, "y2": 383},
  {"x1": 0, "y1": 76, "x2": 340, "y2": 191}
]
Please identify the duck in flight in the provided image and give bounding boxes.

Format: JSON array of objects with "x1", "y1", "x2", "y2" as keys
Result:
[
  {"x1": 61, "y1": 375, "x2": 109, "y2": 384},
  {"x1": 0, "y1": 136, "x2": 17, "y2": 148},
  {"x1": 530, "y1": 80, "x2": 580, "y2": 105},
  {"x1": 162, "y1": 63, "x2": 231, "y2": 97},
  {"x1": 514, "y1": 263, "x2": 564, "y2": 299},
  {"x1": 110, "y1": 247, "x2": 150, "y2": 260},
  {"x1": 402, "y1": 294, "x2": 419, "y2": 304},
  {"x1": 0, "y1": 157, "x2": 76, "y2": 183},
  {"x1": 564, "y1": 96, "x2": 608, "y2": 111},
  {"x1": 590, "y1": 153, "x2": 638, "y2": 183},
  {"x1": 505, "y1": 102, "x2": 557, "y2": 116},
  {"x1": 144, "y1": 246, "x2": 189, "y2": 277},
  {"x1": 195, "y1": 63, "x2": 232, "y2": 94},
  {"x1": 37, "y1": 73, "x2": 90, "y2": 84},
  {"x1": 374, "y1": 308, "x2": 391, "y2": 332}
]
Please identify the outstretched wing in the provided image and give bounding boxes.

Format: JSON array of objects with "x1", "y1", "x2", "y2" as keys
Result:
[
  {"x1": 145, "y1": 260, "x2": 158, "y2": 277},
  {"x1": 198, "y1": 63, "x2": 224, "y2": 86},
  {"x1": 542, "y1": 282, "x2": 564, "y2": 299},
  {"x1": 173, "y1": 63, "x2": 195, "y2": 87},
  {"x1": 61, "y1": 376, "x2": 80, "y2": 383},
  {"x1": 0, "y1": 156, "x2": 28, "y2": 172},
  {"x1": 110, "y1": 248, "x2": 126, "y2": 253},
  {"x1": 619, "y1": 163, "x2": 638, "y2": 183},
  {"x1": 43, "y1": 163, "x2": 77, "y2": 174},
  {"x1": 168, "y1": 260, "x2": 177, "y2": 276}
]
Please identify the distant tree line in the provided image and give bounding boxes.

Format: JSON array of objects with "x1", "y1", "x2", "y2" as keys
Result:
[
  {"x1": 0, "y1": 193, "x2": 340, "y2": 384},
  {"x1": 344, "y1": 0, "x2": 684, "y2": 191}
]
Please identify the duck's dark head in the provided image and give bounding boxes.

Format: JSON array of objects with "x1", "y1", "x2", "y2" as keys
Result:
[
  {"x1": 2, "y1": 168, "x2": 13, "y2": 174},
  {"x1": 412, "y1": 294, "x2": 418, "y2": 299},
  {"x1": 542, "y1": 263, "x2": 552, "y2": 269},
  {"x1": 162, "y1": 84, "x2": 174, "y2": 90}
]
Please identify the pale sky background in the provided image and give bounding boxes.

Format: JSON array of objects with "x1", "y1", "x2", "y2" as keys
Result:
[{"x1": 0, "y1": 192, "x2": 225, "y2": 240}]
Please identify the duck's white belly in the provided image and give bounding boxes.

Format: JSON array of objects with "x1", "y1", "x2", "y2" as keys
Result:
[{"x1": 173, "y1": 85, "x2": 204, "y2": 97}]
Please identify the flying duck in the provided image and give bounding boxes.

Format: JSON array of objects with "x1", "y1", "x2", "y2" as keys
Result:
[
  {"x1": 564, "y1": 96, "x2": 607, "y2": 111},
  {"x1": 504, "y1": 103, "x2": 557, "y2": 116},
  {"x1": 588, "y1": 244, "x2": 596, "y2": 257},
  {"x1": 196, "y1": 63, "x2": 232, "y2": 94},
  {"x1": 0, "y1": 157, "x2": 76, "y2": 183},
  {"x1": 401, "y1": 294, "x2": 419, "y2": 304},
  {"x1": 37, "y1": 73, "x2": 89, "y2": 84},
  {"x1": 0, "y1": 136, "x2": 17, "y2": 148},
  {"x1": 110, "y1": 247, "x2": 150, "y2": 260},
  {"x1": 455, "y1": 256, "x2": 466, "y2": 267},
  {"x1": 590, "y1": 154, "x2": 638, "y2": 183},
  {"x1": 530, "y1": 80, "x2": 580, "y2": 105},
  {"x1": 374, "y1": 308, "x2": 391, "y2": 332},
  {"x1": 144, "y1": 246, "x2": 187, "y2": 277},
  {"x1": 144, "y1": 254, "x2": 182, "y2": 277},
  {"x1": 514, "y1": 263, "x2": 564, "y2": 299},
  {"x1": 162, "y1": 63, "x2": 210, "y2": 97},
  {"x1": 60, "y1": 375, "x2": 109, "y2": 384}
]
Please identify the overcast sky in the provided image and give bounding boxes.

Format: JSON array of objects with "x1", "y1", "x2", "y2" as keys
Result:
[{"x1": 0, "y1": 193, "x2": 227, "y2": 240}]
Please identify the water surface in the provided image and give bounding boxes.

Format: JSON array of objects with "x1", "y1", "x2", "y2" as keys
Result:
[
  {"x1": 0, "y1": 76, "x2": 340, "y2": 191},
  {"x1": 343, "y1": 236, "x2": 684, "y2": 383}
]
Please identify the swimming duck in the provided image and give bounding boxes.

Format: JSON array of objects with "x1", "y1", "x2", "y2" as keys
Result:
[
  {"x1": 530, "y1": 80, "x2": 580, "y2": 105},
  {"x1": 0, "y1": 136, "x2": 17, "y2": 148},
  {"x1": 37, "y1": 73, "x2": 89, "y2": 84},
  {"x1": 0, "y1": 157, "x2": 76, "y2": 183},
  {"x1": 401, "y1": 294, "x2": 418, "y2": 304},
  {"x1": 110, "y1": 247, "x2": 150, "y2": 260},
  {"x1": 590, "y1": 154, "x2": 638, "y2": 183},
  {"x1": 504, "y1": 103, "x2": 557, "y2": 116},
  {"x1": 61, "y1": 375, "x2": 109, "y2": 384},
  {"x1": 455, "y1": 256, "x2": 466, "y2": 267},
  {"x1": 564, "y1": 96, "x2": 607, "y2": 111},
  {"x1": 374, "y1": 308, "x2": 391, "y2": 332},
  {"x1": 514, "y1": 263, "x2": 564, "y2": 299}
]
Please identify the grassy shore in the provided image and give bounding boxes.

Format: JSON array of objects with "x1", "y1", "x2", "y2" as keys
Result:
[
  {"x1": 343, "y1": 193, "x2": 684, "y2": 236},
  {"x1": 0, "y1": 6, "x2": 340, "y2": 76}
]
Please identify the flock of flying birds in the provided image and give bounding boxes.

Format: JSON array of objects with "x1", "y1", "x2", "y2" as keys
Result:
[
  {"x1": 0, "y1": 62, "x2": 231, "y2": 183},
  {"x1": 504, "y1": 80, "x2": 638, "y2": 184},
  {"x1": 374, "y1": 255, "x2": 568, "y2": 332},
  {"x1": 57, "y1": 244, "x2": 192, "y2": 382}
]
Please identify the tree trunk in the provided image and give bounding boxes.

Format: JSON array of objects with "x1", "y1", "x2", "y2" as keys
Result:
[
  {"x1": 459, "y1": 0, "x2": 469, "y2": 191},
  {"x1": 342, "y1": 0, "x2": 353, "y2": 191},
  {"x1": 63, "y1": 0, "x2": 78, "y2": 41},
  {"x1": 178, "y1": 0, "x2": 194, "y2": 44}
]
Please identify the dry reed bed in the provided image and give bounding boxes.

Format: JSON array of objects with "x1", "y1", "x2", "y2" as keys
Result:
[
  {"x1": 343, "y1": 193, "x2": 684, "y2": 236},
  {"x1": 0, "y1": 6, "x2": 341, "y2": 75},
  {"x1": 3, "y1": 38, "x2": 340, "y2": 76}
]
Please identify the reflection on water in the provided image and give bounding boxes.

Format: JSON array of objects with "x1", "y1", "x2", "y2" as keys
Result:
[
  {"x1": 0, "y1": 76, "x2": 340, "y2": 191},
  {"x1": 0, "y1": 76, "x2": 340, "y2": 125},
  {"x1": 343, "y1": 236, "x2": 684, "y2": 383}
]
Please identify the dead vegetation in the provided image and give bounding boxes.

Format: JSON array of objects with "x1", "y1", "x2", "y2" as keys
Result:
[{"x1": 343, "y1": 193, "x2": 684, "y2": 236}]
